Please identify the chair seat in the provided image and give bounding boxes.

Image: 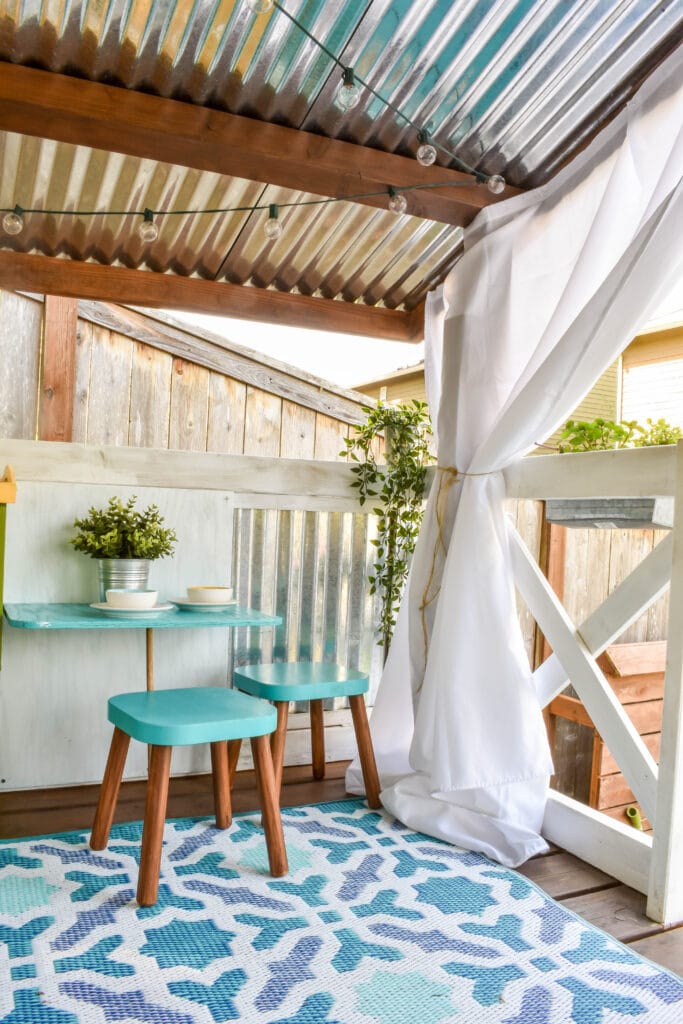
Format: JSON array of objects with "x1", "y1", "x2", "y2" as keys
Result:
[
  {"x1": 108, "y1": 686, "x2": 276, "y2": 746},
  {"x1": 233, "y1": 662, "x2": 369, "y2": 702}
]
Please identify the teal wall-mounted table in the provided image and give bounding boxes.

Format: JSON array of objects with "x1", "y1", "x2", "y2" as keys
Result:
[{"x1": 4, "y1": 603, "x2": 282, "y2": 690}]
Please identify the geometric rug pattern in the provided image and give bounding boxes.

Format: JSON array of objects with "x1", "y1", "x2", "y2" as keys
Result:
[{"x1": 1, "y1": 798, "x2": 681, "y2": 1023}]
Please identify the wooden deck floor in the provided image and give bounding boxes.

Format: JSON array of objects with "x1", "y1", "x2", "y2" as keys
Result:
[{"x1": 1, "y1": 761, "x2": 681, "y2": 977}]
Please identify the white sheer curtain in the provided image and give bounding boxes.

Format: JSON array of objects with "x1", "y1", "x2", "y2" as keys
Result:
[{"x1": 347, "y1": 52, "x2": 683, "y2": 866}]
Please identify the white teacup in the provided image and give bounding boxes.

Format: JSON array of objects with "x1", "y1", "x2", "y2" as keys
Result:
[{"x1": 186, "y1": 585, "x2": 233, "y2": 604}]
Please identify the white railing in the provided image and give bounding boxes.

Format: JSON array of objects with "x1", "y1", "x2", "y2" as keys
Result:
[{"x1": 506, "y1": 443, "x2": 683, "y2": 925}]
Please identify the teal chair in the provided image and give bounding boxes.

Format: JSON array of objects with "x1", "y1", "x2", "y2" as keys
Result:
[
  {"x1": 90, "y1": 686, "x2": 288, "y2": 906},
  {"x1": 232, "y1": 662, "x2": 381, "y2": 809}
]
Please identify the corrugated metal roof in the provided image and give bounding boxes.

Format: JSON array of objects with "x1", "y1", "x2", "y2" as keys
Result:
[{"x1": 0, "y1": 0, "x2": 680, "y2": 312}]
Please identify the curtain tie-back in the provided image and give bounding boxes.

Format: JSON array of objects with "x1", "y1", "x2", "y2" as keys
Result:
[{"x1": 418, "y1": 465, "x2": 491, "y2": 664}]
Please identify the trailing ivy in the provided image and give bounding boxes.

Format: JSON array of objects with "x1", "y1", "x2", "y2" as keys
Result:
[{"x1": 342, "y1": 400, "x2": 433, "y2": 659}]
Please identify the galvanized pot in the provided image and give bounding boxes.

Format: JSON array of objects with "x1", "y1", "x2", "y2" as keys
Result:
[{"x1": 97, "y1": 558, "x2": 151, "y2": 601}]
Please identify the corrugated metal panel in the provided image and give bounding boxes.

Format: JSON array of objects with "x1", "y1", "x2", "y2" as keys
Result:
[
  {"x1": 0, "y1": 131, "x2": 460, "y2": 308},
  {"x1": 0, "y1": 0, "x2": 679, "y2": 188},
  {"x1": 229, "y1": 507, "x2": 384, "y2": 703}
]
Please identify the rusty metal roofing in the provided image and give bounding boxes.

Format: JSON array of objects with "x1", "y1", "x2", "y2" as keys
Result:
[{"x1": 0, "y1": 0, "x2": 680, "y2": 310}]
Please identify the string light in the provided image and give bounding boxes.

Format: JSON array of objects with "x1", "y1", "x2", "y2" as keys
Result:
[
  {"x1": 264, "y1": 203, "x2": 282, "y2": 240},
  {"x1": 487, "y1": 174, "x2": 506, "y2": 195},
  {"x1": 416, "y1": 131, "x2": 437, "y2": 168},
  {"x1": 246, "y1": 0, "x2": 273, "y2": 12},
  {"x1": 388, "y1": 187, "x2": 408, "y2": 215},
  {"x1": 335, "y1": 68, "x2": 361, "y2": 112},
  {"x1": 2, "y1": 204, "x2": 24, "y2": 235},
  {"x1": 138, "y1": 208, "x2": 159, "y2": 243}
]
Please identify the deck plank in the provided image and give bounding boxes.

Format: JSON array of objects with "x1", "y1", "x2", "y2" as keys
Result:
[
  {"x1": 629, "y1": 927, "x2": 683, "y2": 976},
  {"x1": 518, "y1": 851, "x2": 617, "y2": 898},
  {"x1": 563, "y1": 884, "x2": 665, "y2": 942}
]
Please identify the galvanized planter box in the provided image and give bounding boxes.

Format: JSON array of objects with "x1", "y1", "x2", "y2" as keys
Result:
[{"x1": 545, "y1": 497, "x2": 674, "y2": 530}]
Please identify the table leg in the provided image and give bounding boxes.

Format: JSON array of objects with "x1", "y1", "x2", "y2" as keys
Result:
[{"x1": 146, "y1": 628, "x2": 154, "y2": 691}]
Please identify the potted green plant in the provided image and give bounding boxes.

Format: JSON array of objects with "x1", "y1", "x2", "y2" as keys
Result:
[
  {"x1": 70, "y1": 495, "x2": 177, "y2": 599},
  {"x1": 342, "y1": 400, "x2": 433, "y2": 660},
  {"x1": 547, "y1": 417, "x2": 682, "y2": 528}
]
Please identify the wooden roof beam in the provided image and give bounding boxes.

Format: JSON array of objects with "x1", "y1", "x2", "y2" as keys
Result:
[
  {"x1": 0, "y1": 63, "x2": 519, "y2": 228},
  {"x1": 0, "y1": 252, "x2": 423, "y2": 342}
]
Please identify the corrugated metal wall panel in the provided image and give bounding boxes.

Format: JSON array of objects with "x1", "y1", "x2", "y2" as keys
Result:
[{"x1": 230, "y1": 507, "x2": 384, "y2": 705}]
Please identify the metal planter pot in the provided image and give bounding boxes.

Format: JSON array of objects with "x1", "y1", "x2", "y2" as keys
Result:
[
  {"x1": 545, "y1": 497, "x2": 674, "y2": 530},
  {"x1": 97, "y1": 558, "x2": 151, "y2": 601}
]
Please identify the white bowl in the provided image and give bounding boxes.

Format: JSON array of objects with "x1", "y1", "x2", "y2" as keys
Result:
[
  {"x1": 105, "y1": 589, "x2": 158, "y2": 610},
  {"x1": 186, "y1": 585, "x2": 233, "y2": 604}
]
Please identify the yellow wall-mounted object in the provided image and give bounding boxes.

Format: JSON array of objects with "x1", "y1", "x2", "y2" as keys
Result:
[{"x1": 0, "y1": 465, "x2": 17, "y2": 504}]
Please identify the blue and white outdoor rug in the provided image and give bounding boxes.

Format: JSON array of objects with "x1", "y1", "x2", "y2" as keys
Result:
[{"x1": 1, "y1": 798, "x2": 681, "y2": 1023}]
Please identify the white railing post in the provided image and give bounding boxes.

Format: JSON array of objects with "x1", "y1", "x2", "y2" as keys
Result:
[{"x1": 648, "y1": 439, "x2": 683, "y2": 925}]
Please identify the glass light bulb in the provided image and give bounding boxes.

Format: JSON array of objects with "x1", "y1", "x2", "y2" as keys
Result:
[
  {"x1": 416, "y1": 142, "x2": 437, "y2": 167},
  {"x1": 336, "y1": 79, "x2": 361, "y2": 112},
  {"x1": 2, "y1": 210, "x2": 24, "y2": 235},
  {"x1": 388, "y1": 191, "x2": 407, "y2": 214},
  {"x1": 138, "y1": 218, "x2": 159, "y2": 243},
  {"x1": 487, "y1": 174, "x2": 506, "y2": 195},
  {"x1": 246, "y1": 0, "x2": 273, "y2": 12},
  {"x1": 264, "y1": 216, "x2": 282, "y2": 240}
]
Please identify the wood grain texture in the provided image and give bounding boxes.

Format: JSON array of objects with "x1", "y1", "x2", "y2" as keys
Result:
[
  {"x1": 86, "y1": 325, "x2": 133, "y2": 446},
  {"x1": 0, "y1": 64, "x2": 514, "y2": 228},
  {"x1": 128, "y1": 341, "x2": 172, "y2": 449},
  {"x1": 137, "y1": 744, "x2": 172, "y2": 906},
  {"x1": 168, "y1": 358, "x2": 209, "y2": 452},
  {"x1": 207, "y1": 374, "x2": 246, "y2": 454},
  {"x1": 39, "y1": 296, "x2": 78, "y2": 442},
  {"x1": 314, "y1": 414, "x2": 349, "y2": 462},
  {"x1": 0, "y1": 251, "x2": 419, "y2": 341},
  {"x1": 0, "y1": 290, "x2": 41, "y2": 439},
  {"x1": 563, "y1": 884, "x2": 664, "y2": 942},
  {"x1": 280, "y1": 402, "x2": 316, "y2": 460},
  {"x1": 244, "y1": 387, "x2": 281, "y2": 456},
  {"x1": 517, "y1": 851, "x2": 616, "y2": 898}
]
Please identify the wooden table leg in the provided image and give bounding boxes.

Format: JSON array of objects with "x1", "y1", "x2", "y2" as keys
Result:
[
  {"x1": 310, "y1": 698, "x2": 325, "y2": 780},
  {"x1": 138, "y1": 744, "x2": 172, "y2": 906},
  {"x1": 228, "y1": 739, "x2": 242, "y2": 785},
  {"x1": 251, "y1": 734, "x2": 288, "y2": 877},
  {"x1": 146, "y1": 628, "x2": 154, "y2": 691},
  {"x1": 349, "y1": 694, "x2": 381, "y2": 809}
]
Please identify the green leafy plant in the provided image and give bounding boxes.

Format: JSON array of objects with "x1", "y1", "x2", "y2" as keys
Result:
[
  {"x1": 558, "y1": 416, "x2": 682, "y2": 453},
  {"x1": 341, "y1": 400, "x2": 433, "y2": 659},
  {"x1": 70, "y1": 496, "x2": 177, "y2": 560}
]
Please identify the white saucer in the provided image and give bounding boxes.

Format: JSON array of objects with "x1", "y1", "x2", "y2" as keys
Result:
[
  {"x1": 90, "y1": 602, "x2": 176, "y2": 618},
  {"x1": 171, "y1": 599, "x2": 237, "y2": 612}
]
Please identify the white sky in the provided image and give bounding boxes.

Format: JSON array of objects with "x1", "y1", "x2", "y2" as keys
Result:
[
  {"x1": 168, "y1": 275, "x2": 681, "y2": 392},
  {"x1": 169, "y1": 310, "x2": 424, "y2": 390}
]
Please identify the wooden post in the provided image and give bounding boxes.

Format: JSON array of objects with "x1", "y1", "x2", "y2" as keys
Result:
[
  {"x1": 38, "y1": 296, "x2": 78, "y2": 441},
  {"x1": 648, "y1": 440, "x2": 683, "y2": 924}
]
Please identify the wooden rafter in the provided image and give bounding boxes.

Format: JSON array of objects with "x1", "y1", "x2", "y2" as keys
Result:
[
  {"x1": 0, "y1": 252, "x2": 424, "y2": 341},
  {"x1": 0, "y1": 63, "x2": 519, "y2": 228}
]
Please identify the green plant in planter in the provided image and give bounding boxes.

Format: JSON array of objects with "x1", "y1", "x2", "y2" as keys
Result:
[
  {"x1": 558, "y1": 416, "x2": 681, "y2": 452},
  {"x1": 70, "y1": 496, "x2": 177, "y2": 560},
  {"x1": 342, "y1": 400, "x2": 433, "y2": 659}
]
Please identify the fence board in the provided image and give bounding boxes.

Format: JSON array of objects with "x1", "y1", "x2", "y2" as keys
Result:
[
  {"x1": 244, "y1": 387, "x2": 281, "y2": 456},
  {"x1": 315, "y1": 413, "x2": 348, "y2": 461},
  {"x1": 85, "y1": 325, "x2": 133, "y2": 446},
  {"x1": 72, "y1": 319, "x2": 93, "y2": 443},
  {"x1": 281, "y1": 401, "x2": 316, "y2": 459},
  {"x1": 0, "y1": 290, "x2": 41, "y2": 439},
  {"x1": 129, "y1": 341, "x2": 172, "y2": 449},
  {"x1": 169, "y1": 357, "x2": 209, "y2": 452},
  {"x1": 207, "y1": 373, "x2": 246, "y2": 454}
]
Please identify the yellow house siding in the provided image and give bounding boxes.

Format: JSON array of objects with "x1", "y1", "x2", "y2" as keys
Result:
[
  {"x1": 543, "y1": 360, "x2": 621, "y2": 450},
  {"x1": 622, "y1": 358, "x2": 683, "y2": 427}
]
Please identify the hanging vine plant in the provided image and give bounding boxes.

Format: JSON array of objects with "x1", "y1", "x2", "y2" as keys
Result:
[{"x1": 342, "y1": 400, "x2": 434, "y2": 660}]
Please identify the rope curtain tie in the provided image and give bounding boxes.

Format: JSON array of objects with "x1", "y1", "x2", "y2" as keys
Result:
[{"x1": 418, "y1": 465, "x2": 492, "y2": 667}]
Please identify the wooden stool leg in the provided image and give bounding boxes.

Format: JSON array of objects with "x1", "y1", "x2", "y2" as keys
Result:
[
  {"x1": 270, "y1": 702, "x2": 289, "y2": 796},
  {"x1": 310, "y1": 699, "x2": 325, "y2": 780},
  {"x1": 228, "y1": 739, "x2": 242, "y2": 786},
  {"x1": 137, "y1": 745, "x2": 172, "y2": 906},
  {"x1": 91, "y1": 727, "x2": 131, "y2": 850},
  {"x1": 349, "y1": 694, "x2": 381, "y2": 809},
  {"x1": 251, "y1": 734, "x2": 288, "y2": 877},
  {"x1": 211, "y1": 741, "x2": 231, "y2": 829}
]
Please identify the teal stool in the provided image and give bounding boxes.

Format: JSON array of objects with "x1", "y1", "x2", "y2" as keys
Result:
[
  {"x1": 90, "y1": 687, "x2": 288, "y2": 906},
  {"x1": 233, "y1": 662, "x2": 381, "y2": 809}
]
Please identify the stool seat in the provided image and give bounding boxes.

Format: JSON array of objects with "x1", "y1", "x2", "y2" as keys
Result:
[
  {"x1": 109, "y1": 687, "x2": 276, "y2": 746},
  {"x1": 233, "y1": 663, "x2": 369, "y2": 702},
  {"x1": 233, "y1": 661, "x2": 380, "y2": 811}
]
